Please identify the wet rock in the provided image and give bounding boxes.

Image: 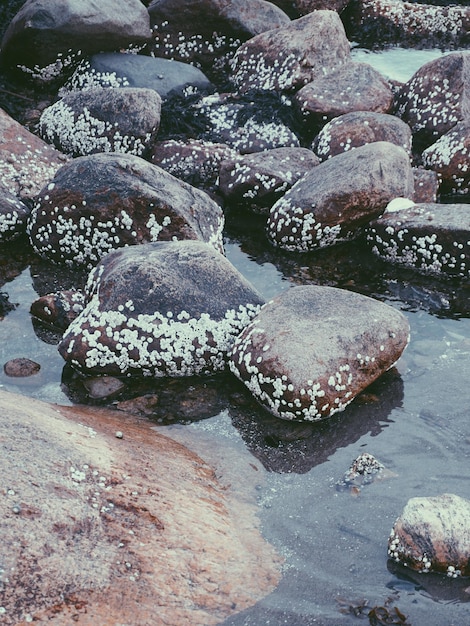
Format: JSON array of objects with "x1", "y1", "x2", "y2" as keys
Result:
[
  {"x1": 39, "y1": 87, "x2": 162, "y2": 157},
  {"x1": 348, "y1": 0, "x2": 470, "y2": 50},
  {"x1": 337, "y1": 451, "x2": 396, "y2": 493},
  {"x1": 62, "y1": 52, "x2": 215, "y2": 99},
  {"x1": 0, "y1": 390, "x2": 281, "y2": 625},
  {"x1": 4, "y1": 357, "x2": 40, "y2": 377},
  {"x1": 366, "y1": 201, "x2": 470, "y2": 278},
  {"x1": 230, "y1": 11, "x2": 350, "y2": 93},
  {"x1": 151, "y1": 139, "x2": 238, "y2": 190},
  {"x1": 219, "y1": 147, "x2": 319, "y2": 212},
  {"x1": 412, "y1": 168, "x2": 439, "y2": 203},
  {"x1": 228, "y1": 285, "x2": 410, "y2": 421},
  {"x1": 312, "y1": 111, "x2": 412, "y2": 161},
  {"x1": 30, "y1": 289, "x2": 86, "y2": 330},
  {"x1": 0, "y1": 0, "x2": 151, "y2": 83},
  {"x1": 395, "y1": 51, "x2": 470, "y2": 150},
  {"x1": 267, "y1": 141, "x2": 414, "y2": 252},
  {"x1": 422, "y1": 121, "x2": 470, "y2": 197},
  {"x1": 59, "y1": 240, "x2": 265, "y2": 377},
  {"x1": 82, "y1": 375, "x2": 126, "y2": 400},
  {"x1": 0, "y1": 108, "x2": 68, "y2": 200},
  {"x1": 27, "y1": 152, "x2": 224, "y2": 267},
  {"x1": 295, "y1": 62, "x2": 394, "y2": 132},
  {"x1": 0, "y1": 185, "x2": 30, "y2": 241},
  {"x1": 388, "y1": 493, "x2": 470, "y2": 577}
]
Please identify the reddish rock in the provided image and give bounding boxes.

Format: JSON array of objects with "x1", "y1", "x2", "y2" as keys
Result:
[
  {"x1": 4, "y1": 357, "x2": 40, "y2": 377},
  {"x1": 30, "y1": 290, "x2": 86, "y2": 330},
  {"x1": 412, "y1": 168, "x2": 439, "y2": 203}
]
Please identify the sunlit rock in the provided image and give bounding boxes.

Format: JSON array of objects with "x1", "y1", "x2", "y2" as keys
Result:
[{"x1": 229, "y1": 285, "x2": 410, "y2": 421}]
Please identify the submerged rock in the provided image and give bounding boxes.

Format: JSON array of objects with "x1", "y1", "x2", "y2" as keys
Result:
[
  {"x1": 59, "y1": 240, "x2": 265, "y2": 377},
  {"x1": 388, "y1": 493, "x2": 470, "y2": 577},
  {"x1": 228, "y1": 285, "x2": 410, "y2": 421},
  {"x1": 4, "y1": 357, "x2": 40, "y2": 377}
]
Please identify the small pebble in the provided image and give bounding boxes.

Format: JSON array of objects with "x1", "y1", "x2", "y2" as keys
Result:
[{"x1": 115, "y1": 431, "x2": 123, "y2": 439}]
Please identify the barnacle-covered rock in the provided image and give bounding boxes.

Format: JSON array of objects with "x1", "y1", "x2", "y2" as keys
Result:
[
  {"x1": 0, "y1": 0, "x2": 151, "y2": 83},
  {"x1": 59, "y1": 240, "x2": 265, "y2": 377},
  {"x1": 267, "y1": 141, "x2": 414, "y2": 252},
  {"x1": 395, "y1": 51, "x2": 470, "y2": 149},
  {"x1": 230, "y1": 11, "x2": 350, "y2": 93},
  {"x1": 312, "y1": 111, "x2": 412, "y2": 161},
  {"x1": 422, "y1": 121, "x2": 470, "y2": 197},
  {"x1": 228, "y1": 285, "x2": 410, "y2": 421},
  {"x1": 366, "y1": 201, "x2": 470, "y2": 278},
  {"x1": 62, "y1": 53, "x2": 215, "y2": 100},
  {"x1": 0, "y1": 185, "x2": 30, "y2": 241},
  {"x1": 30, "y1": 289, "x2": 86, "y2": 330},
  {"x1": 219, "y1": 147, "x2": 319, "y2": 212},
  {"x1": 39, "y1": 87, "x2": 162, "y2": 157},
  {"x1": 27, "y1": 153, "x2": 224, "y2": 267},
  {"x1": 0, "y1": 108, "x2": 68, "y2": 200},
  {"x1": 295, "y1": 62, "x2": 394, "y2": 132},
  {"x1": 388, "y1": 493, "x2": 470, "y2": 577}
]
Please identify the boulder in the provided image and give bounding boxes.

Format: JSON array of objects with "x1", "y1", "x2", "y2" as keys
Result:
[
  {"x1": 218, "y1": 147, "x2": 319, "y2": 212},
  {"x1": 39, "y1": 87, "x2": 162, "y2": 157},
  {"x1": 312, "y1": 111, "x2": 412, "y2": 161},
  {"x1": 366, "y1": 201, "x2": 470, "y2": 278},
  {"x1": 230, "y1": 11, "x2": 350, "y2": 93},
  {"x1": 422, "y1": 121, "x2": 470, "y2": 197},
  {"x1": 228, "y1": 285, "x2": 410, "y2": 421},
  {"x1": 295, "y1": 62, "x2": 394, "y2": 132},
  {"x1": 267, "y1": 141, "x2": 415, "y2": 251},
  {"x1": 27, "y1": 153, "x2": 224, "y2": 267},
  {"x1": 388, "y1": 494, "x2": 470, "y2": 577},
  {"x1": 0, "y1": 0, "x2": 151, "y2": 83},
  {"x1": 59, "y1": 240, "x2": 265, "y2": 376},
  {"x1": 0, "y1": 185, "x2": 30, "y2": 241},
  {"x1": 62, "y1": 52, "x2": 215, "y2": 99},
  {"x1": 395, "y1": 51, "x2": 470, "y2": 149},
  {"x1": 0, "y1": 108, "x2": 68, "y2": 200}
]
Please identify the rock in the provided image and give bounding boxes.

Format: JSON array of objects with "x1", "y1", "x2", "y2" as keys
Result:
[
  {"x1": 228, "y1": 285, "x2": 410, "y2": 421},
  {"x1": 0, "y1": 107, "x2": 68, "y2": 200},
  {"x1": 347, "y1": 0, "x2": 470, "y2": 50},
  {"x1": 230, "y1": 11, "x2": 350, "y2": 93},
  {"x1": 412, "y1": 167, "x2": 439, "y2": 203},
  {"x1": 4, "y1": 357, "x2": 41, "y2": 377},
  {"x1": 0, "y1": 185, "x2": 30, "y2": 241},
  {"x1": 151, "y1": 139, "x2": 238, "y2": 189},
  {"x1": 336, "y1": 452, "x2": 396, "y2": 493},
  {"x1": 62, "y1": 52, "x2": 215, "y2": 99},
  {"x1": 0, "y1": 0, "x2": 151, "y2": 83},
  {"x1": 267, "y1": 141, "x2": 415, "y2": 251},
  {"x1": 219, "y1": 147, "x2": 319, "y2": 212},
  {"x1": 312, "y1": 111, "x2": 412, "y2": 161},
  {"x1": 394, "y1": 51, "x2": 470, "y2": 150},
  {"x1": 59, "y1": 240, "x2": 265, "y2": 377},
  {"x1": 366, "y1": 201, "x2": 470, "y2": 278},
  {"x1": 27, "y1": 152, "x2": 224, "y2": 267},
  {"x1": 38, "y1": 87, "x2": 162, "y2": 157},
  {"x1": 0, "y1": 390, "x2": 281, "y2": 624},
  {"x1": 388, "y1": 493, "x2": 470, "y2": 577},
  {"x1": 30, "y1": 289, "x2": 86, "y2": 330},
  {"x1": 82, "y1": 375, "x2": 126, "y2": 400},
  {"x1": 295, "y1": 62, "x2": 394, "y2": 132},
  {"x1": 422, "y1": 121, "x2": 470, "y2": 197}
]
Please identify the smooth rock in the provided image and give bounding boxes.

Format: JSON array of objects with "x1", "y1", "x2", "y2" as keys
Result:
[
  {"x1": 59, "y1": 240, "x2": 265, "y2": 377},
  {"x1": 229, "y1": 285, "x2": 410, "y2": 421},
  {"x1": 4, "y1": 357, "x2": 40, "y2": 377}
]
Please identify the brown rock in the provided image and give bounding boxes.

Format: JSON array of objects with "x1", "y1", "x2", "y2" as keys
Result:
[
  {"x1": 3, "y1": 357, "x2": 40, "y2": 377},
  {"x1": 30, "y1": 289, "x2": 86, "y2": 330},
  {"x1": 412, "y1": 167, "x2": 439, "y2": 204}
]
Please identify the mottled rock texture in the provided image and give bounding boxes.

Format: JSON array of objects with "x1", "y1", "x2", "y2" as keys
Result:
[
  {"x1": 0, "y1": 184, "x2": 30, "y2": 241},
  {"x1": 59, "y1": 240, "x2": 265, "y2": 377},
  {"x1": 27, "y1": 152, "x2": 224, "y2": 267},
  {"x1": 229, "y1": 285, "x2": 410, "y2": 421},
  {"x1": 0, "y1": 390, "x2": 281, "y2": 625},
  {"x1": 422, "y1": 121, "x2": 470, "y2": 196}
]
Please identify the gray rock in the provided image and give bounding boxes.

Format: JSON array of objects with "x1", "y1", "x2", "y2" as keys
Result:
[
  {"x1": 388, "y1": 493, "x2": 470, "y2": 577},
  {"x1": 267, "y1": 141, "x2": 415, "y2": 251},
  {"x1": 366, "y1": 201, "x2": 470, "y2": 278},
  {"x1": 228, "y1": 285, "x2": 410, "y2": 421},
  {"x1": 230, "y1": 10, "x2": 350, "y2": 93},
  {"x1": 59, "y1": 240, "x2": 265, "y2": 377},
  {"x1": 39, "y1": 87, "x2": 162, "y2": 157},
  {"x1": 412, "y1": 168, "x2": 439, "y2": 204},
  {"x1": 27, "y1": 152, "x2": 224, "y2": 267}
]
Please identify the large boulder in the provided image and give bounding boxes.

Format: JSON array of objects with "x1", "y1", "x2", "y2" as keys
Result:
[
  {"x1": 388, "y1": 494, "x2": 470, "y2": 577},
  {"x1": 366, "y1": 201, "x2": 470, "y2": 278},
  {"x1": 230, "y1": 11, "x2": 350, "y2": 93},
  {"x1": 59, "y1": 240, "x2": 265, "y2": 376},
  {"x1": 0, "y1": 0, "x2": 151, "y2": 83},
  {"x1": 27, "y1": 153, "x2": 224, "y2": 267},
  {"x1": 267, "y1": 141, "x2": 415, "y2": 251},
  {"x1": 39, "y1": 87, "x2": 162, "y2": 157},
  {"x1": 228, "y1": 285, "x2": 410, "y2": 421}
]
